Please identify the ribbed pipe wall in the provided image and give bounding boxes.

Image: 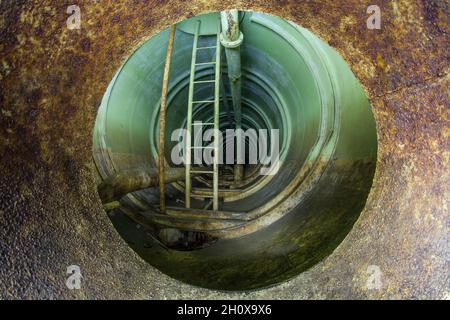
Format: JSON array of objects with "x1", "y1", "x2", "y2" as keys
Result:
[{"x1": 92, "y1": 12, "x2": 378, "y2": 290}]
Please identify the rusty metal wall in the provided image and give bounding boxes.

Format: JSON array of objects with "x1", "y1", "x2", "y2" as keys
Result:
[{"x1": 0, "y1": 0, "x2": 448, "y2": 299}]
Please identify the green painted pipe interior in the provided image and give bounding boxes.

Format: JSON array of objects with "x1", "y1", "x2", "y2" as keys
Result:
[{"x1": 93, "y1": 11, "x2": 378, "y2": 291}]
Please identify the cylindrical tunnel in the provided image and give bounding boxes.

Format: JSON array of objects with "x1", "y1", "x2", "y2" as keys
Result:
[{"x1": 93, "y1": 11, "x2": 377, "y2": 290}]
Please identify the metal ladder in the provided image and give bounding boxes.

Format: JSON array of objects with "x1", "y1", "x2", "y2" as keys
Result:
[{"x1": 185, "y1": 21, "x2": 221, "y2": 211}]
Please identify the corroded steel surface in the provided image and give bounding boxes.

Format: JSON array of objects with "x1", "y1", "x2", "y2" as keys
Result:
[
  {"x1": 98, "y1": 168, "x2": 187, "y2": 203},
  {"x1": 0, "y1": 0, "x2": 448, "y2": 298}
]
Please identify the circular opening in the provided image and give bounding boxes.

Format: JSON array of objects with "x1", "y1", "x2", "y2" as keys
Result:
[{"x1": 93, "y1": 11, "x2": 378, "y2": 291}]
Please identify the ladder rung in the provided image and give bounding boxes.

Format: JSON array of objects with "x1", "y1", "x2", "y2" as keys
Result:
[
  {"x1": 192, "y1": 100, "x2": 215, "y2": 104},
  {"x1": 194, "y1": 80, "x2": 216, "y2": 84},
  {"x1": 193, "y1": 188, "x2": 242, "y2": 193},
  {"x1": 190, "y1": 170, "x2": 214, "y2": 174},
  {"x1": 192, "y1": 122, "x2": 214, "y2": 126},
  {"x1": 197, "y1": 46, "x2": 217, "y2": 50},
  {"x1": 195, "y1": 62, "x2": 215, "y2": 66}
]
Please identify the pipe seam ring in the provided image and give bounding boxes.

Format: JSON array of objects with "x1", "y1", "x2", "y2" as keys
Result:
[{"x1": 220, "y1": 32, "x2": 244, "y2": 48}]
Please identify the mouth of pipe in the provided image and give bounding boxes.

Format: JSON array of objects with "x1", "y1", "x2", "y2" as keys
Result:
[{"x1": 93, "y1": 11, "x2": 378, "y2": 291}]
